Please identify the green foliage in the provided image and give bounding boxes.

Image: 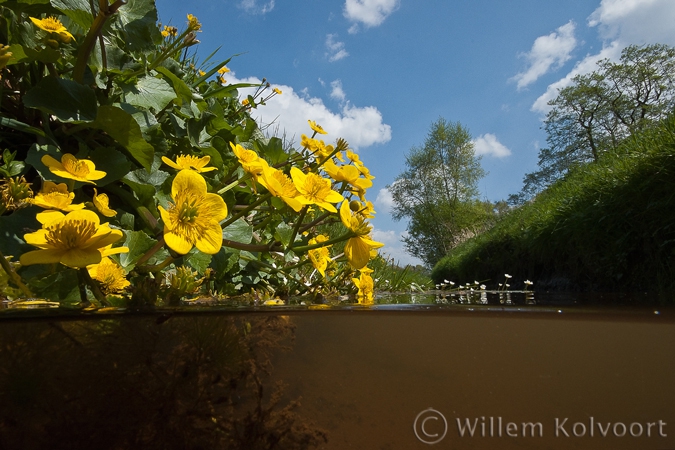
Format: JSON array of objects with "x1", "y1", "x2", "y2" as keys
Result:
[
  {"x1": 433, "y1": 114, "x2": 675, "y2": 295},
  {"x1": 512, "y1": 44, "x2": 675, "y2": 203},
  {"x1": 388, "y1": 118, "x2": 491, "y2": 266},
  {"x1": 368, "y1": 254, "x2": 432, "y2": 292},
  {"x1": 0, "y1": 0, "x2": 384, "y2": 307}
]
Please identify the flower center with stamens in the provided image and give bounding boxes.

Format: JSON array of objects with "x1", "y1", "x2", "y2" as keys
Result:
[
  {"x1": 303, "y1": 174, "x2": 330, "y2": 201},
  {"x1": 46, "y1": 219, "x2": 96, "y2": 249},
  {"x1": 39, "y1": 17, "x2": 64, "y2": 32},
  {"x1": 63, "y1": 158, "x2": 91, "y2": 178}
]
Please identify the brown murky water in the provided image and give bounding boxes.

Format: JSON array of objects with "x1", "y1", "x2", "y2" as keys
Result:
[{"x1": 0, "y1": 306, "x2": 673, "y2": 449}]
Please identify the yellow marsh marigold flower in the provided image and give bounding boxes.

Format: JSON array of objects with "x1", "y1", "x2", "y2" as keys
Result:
[
  {"x1": 273, "y1": 88, "x2": 282, "y2": 95},
  {"x1": 308, "y1": 120, "x2": 327, "y2": 135},
  {"x1": 31, "y1": 181, "x2": 84, "y2": 212},
  {"x1": 161, "y1": 25, "x2": 178, "y2": 38},
  {"x1": 161, "y1": 154, "x2": 217, "y2": 173},
  {"x1": 230, "y1": 142, "x2": 267, "y2": 178},
  {"x1": 30, "y1": 16, "x2": 74, "y2": 43},
  {"x1": 289, "y1": 167, "x2": 344, "y2": 213},
  {"x1": 218, "y1": 66, "x2": 230, "y2": 75},
  {"x1": 241, "y1": 98, "x2": 250, "y2": 106},
  {"x1": 353, "y1": 267, "x2": 374, "y2": 304},
  {"x1": 322, "y1": 159, "x2": 373, "y2": 191},
  {"x1": 87, "y1": 257, "x2": 130, "y2": 293},
  {"x1": 257, "y1": 165, "x2": 303, "y2": 212},
  {"x1": 93, "y1": 188, "x2": 116, "y2": 217},
  {"x1": 187, "y1": 14, "x2": 201, "y2": 31},
  {"x1": 339, "y1": 200, "x2": 383, "y2": 269},
  {"x1": 308, "y1": 235, "x2": 331, "y2": 278},
  {"x1": 158, "y1": 170, "x2": 228, "y2": 255},
  {"x1": 0, "y1": 45, "x2": 12, "y2": 69},
  {"x1": 42, "y1": 154, "x2": 106, "y2": 184},
  {"x1": 300, "y1": 134, "x2": 333, "y2": 158},
  {"x1": 20, "y1": 210, "x2": 126, "y2": 268}
]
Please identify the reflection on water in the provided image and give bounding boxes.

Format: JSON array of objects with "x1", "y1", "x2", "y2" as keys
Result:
[{"x1": 0, "y1": 305, "x2": 674, "y2": 449}]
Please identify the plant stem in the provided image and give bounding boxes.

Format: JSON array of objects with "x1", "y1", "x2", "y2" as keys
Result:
[
  {"x1": 73, "y1": 0, "x2": 127, "y2": 83},
  {"x1": 0, "y1": 249, "x2": 33, "y2": 298},
  {"x1": 220, "y1": 193, "x2": 272, "y2": 229}
]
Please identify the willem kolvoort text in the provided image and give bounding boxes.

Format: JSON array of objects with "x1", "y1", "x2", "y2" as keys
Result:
[{"x1": 456, "y1": 416, "x2": 667, "y2": 438}]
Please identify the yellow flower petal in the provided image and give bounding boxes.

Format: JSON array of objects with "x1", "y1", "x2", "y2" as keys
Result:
[{"x1": 93, "y1": 188, "x2": 116, "y2": 217}]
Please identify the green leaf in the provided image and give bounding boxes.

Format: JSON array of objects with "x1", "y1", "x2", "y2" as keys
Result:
[
  {"x1": 121, "y1": 75, "x2": 176, "y2": 112},
  {"x1": 6, "y1": 44, "x2": 29, "y2": 65},
  {"x1": 0, "y1": 207, "x2": 38, "y2": 259},
  {"x1": 88, "y1": 147, "x2": 131, "y2": 187},
  {"x1": 111, "y1": 0, "x2": 161, "y2": 52},
  {"x1": 222, "y1": 218, "x2": 252, "y2": 244},
  {"x1": 51, "y1": 0, "x2": 94, "y2": 30},
  {"x1": 92, "y1": 105, "x2": 154, "y2": 170},
  {"x1": 122, "y1": 167, "x2": 169, "y2": 205},
  {"x1": 23, "y1": 76, "x2": 98, "y2": 122},
  {"x1": 25, "y1": 144, "x2": 63, "y2": 182},
  {"x1": 274, "y1": 222, "x2": 294, "y2": 247},
  {"x1": 184, "y1": 251, "x2": 212, "y2": 275},
  {"x1": 119, "y1": 230, "x2": 157, "y2": 269},
  {"x1": 155, "y1": 66, "x2": 193, "y2": 107},
  {"x1": 255, "y1": 137, "x2": 287, "y2": 165}
]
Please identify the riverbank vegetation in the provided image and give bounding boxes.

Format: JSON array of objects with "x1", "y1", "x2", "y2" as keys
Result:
[
  {"x1": 429, "y1": 44, "x2": 675, "y2": 295},
  {"x1": 432, "y1": 112, "x2": 675, "y2": 292}
]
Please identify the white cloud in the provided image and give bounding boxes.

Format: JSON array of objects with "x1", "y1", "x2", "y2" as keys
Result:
[
  {"x1": 330, "y1": 80, "x2": 346, "y2": 102},
  {"x1": 375, "y1": 187, "x2": 394, "y2": 213},
  {"x1": 343, "y1": 0, "x2": 399, "y2": 32},
  {"x1": 372, "y1": 229, "x2": 424, "y2": 267},
  {"x1": 531, "y1": 0, "x2": 675, "y2": 115},
  {"x1": 325, "y1": 34, "x2": 349, "y2": 62},
  {"x1": 512, "y1": 21, "x2": 577, "y2": 90},
  {"x1": 588, "y1": 0, "x2": 675, "y2": 45},
  {"x1": 228, "y1": 72, "x2": 391, "y2": 150},
  {"x1": 472, "y1": 134, "x2": 512, "y2": 158},
  {"x1": 238, "y1": 0, "x2": 275, "y2": 14},
  {"x1": 531, "y1": 41, "x2": 622, "y2": 114}
]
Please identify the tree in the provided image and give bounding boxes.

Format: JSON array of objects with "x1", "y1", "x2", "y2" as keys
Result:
[
  {"x1": 388, "y1": 118, "x2": 488, "y2": 266},
  {"x1": 511, "y1": 44, "x2": 675, "y2": 203}
]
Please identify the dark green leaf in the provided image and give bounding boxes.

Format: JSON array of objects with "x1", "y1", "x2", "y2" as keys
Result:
[
  {"x1": 92, "y1": 105, "x2": 154, "y2": 170},
  {"x1": 23, "y1": 76, "x2": 97, "y2": 122}
]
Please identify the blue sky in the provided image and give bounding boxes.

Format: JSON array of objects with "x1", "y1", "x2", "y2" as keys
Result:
[{"x1": 156, "y1": 0, "x2": 675, "y2": 266}]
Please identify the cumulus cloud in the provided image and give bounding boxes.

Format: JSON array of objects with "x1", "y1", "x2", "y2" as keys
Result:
[
  {"x1": 343, "y1": 0, "x2": 399, "y2": 33},
  {"x1": 531, "y1": 41, "x2": 622, "y2": 114},
  {"x1": 375, "y1": 187, "x2": 394, "y2": 213},
  {"x1": 330, "y1": 80, "x2": 346, "y2": 102},
  {"x1": 227, "y1": 73, "x2": 391, "y2": 150},
  {"x1": 512, "y1": 21, "x2": 577, "y2": 90},
  {"x1": 238, "y1": 0, "x2": 275, "y2": 14},
  {"x1": 325, "y1": 34, "x2": 349, "y2": 62},
  {"x1": 473, "y1": 134, "x2": 512, "y2": 158},
  {"x1": 588, "y1": 0, "x2": 675, "y2": 45},
  {"x1": 531, "y1": 0, "x2": 675, "y2": 115}
]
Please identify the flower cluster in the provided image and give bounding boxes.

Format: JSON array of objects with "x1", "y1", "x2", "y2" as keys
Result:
[{"x1": 0, "y1": 5, "x2": 385, "y2": 306}]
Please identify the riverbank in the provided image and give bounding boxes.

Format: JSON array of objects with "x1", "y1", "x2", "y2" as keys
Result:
[{"x1": 432, "y1": 114, "x2": 675, "y2": 297}]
